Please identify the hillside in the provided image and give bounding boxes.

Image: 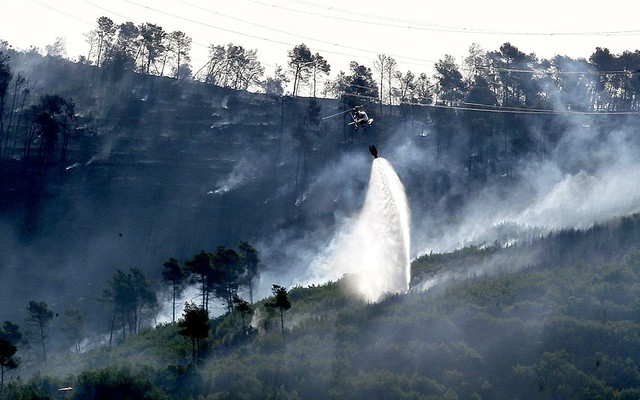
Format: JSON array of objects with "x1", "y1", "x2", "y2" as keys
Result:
[
  {"x1": 3, "y1": 51, "x2": 640, "y2": 324},
  {"x1": 0, "y1": 52, "x2": 378, "y2": 324},
  {"x1": 4, "y1": 217, "x2": 640, "y2": 399},
  {"x1": 2, "y1": 47, "x2": 640, "y2": 398}
]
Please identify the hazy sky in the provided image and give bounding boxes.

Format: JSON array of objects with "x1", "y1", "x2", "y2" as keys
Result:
[{"x1": 2, "y1": 0, "x2": 640, "y2": 82}]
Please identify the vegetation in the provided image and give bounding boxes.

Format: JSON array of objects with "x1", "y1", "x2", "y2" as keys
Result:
[
  {"x1": 3, "y1": 28, "x2": 640, "y2": 204},
  {"x1": 24, "y1": 301, "x2": 54, "y2": 363},
  {"x1": 0, "y1": 339, "x2": 18, "y2": 391},
  {"x1": 267, "y1": 284, "x2": 291, "y2": 346},
  {"x1": 98, "y1": 268, "x2": 158, "y2": 346},
  {"x1": 162, "y1": 258, "x2": 189, "y2": 324},
  {"x1": 0, "y1": 214, "x2": 639, "y2": 398},
  {"x1": 178, "y1": 302, "x2": 209, "y2": 364},
  {"x1": 3, "y1": 18, "x2": 640, "y2": 399}
]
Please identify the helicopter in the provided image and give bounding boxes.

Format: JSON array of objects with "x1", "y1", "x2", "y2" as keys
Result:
[
  {"x1": 348, "y1": 105, "x2": 374, "y2": 130},
  {"x1": 321, "y1": 105, "x2": 378, "y2": 158},
  {"x1": 322, "y1": 105, "x2": 374, "y2": 130}
]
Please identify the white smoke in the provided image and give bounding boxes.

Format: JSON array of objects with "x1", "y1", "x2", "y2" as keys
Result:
[
  {"x1": 212, "y1": 158, "x2": 256, "y2": 194},
  {"x1": 411, "y1": 121, "x2": 640, "y2": 256},
  {"x1": 303, "y1": 158, "x2": 411, "y2": 302}
]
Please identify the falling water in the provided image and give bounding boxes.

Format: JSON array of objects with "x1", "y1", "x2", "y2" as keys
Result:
[{"x1": 307, "y1": 157, "x2": 411, "y2": 302}]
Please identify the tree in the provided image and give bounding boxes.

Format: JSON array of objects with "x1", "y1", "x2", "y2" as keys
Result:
[
  {"x1": 343, "y1": 62, "x2": 378, "y2": 108},
  {"x1": 166, "y1": 30, "x2": 192, "y2": 79},
  {"x1": 374, "y1": 54, "x2": 389, "y2": 106},
  {"x1": 45, "y1": 37, "x2": 67, "y2": 58},
  {"x1": 0, "y1": 338, "x2": 18, "y2": 392},
  {"x1": 185, "y1": 250, "x2": 213, "y2": 311},
  {"x1": 238, "y1": 241, "x2": 261, "y2": 304},
  {"x1": 58, "y1": 96, "x2": 76, "y2": 165},
  {"x1": 434, "y1": 54, "x2": 466, "y2": 106},
  {"x1": 93, "y1": 16, "x2": 116, "y2": 67},
  {"x1": 99, "y1": 269, "x2": 131, "y2": 346},
  {"x1": 552, "y1": 55, "x2": 596, "y2": 112},
  {"x1": 128, "y1": 267, "x2": 158, "y2": 333},
  {"x1": 178, "y1": 302, "x2": 210, "y2": 364},
  {"x1": 162, "y1": 257, "x2": 189, "y2": 323},
  {"x1": 488, "y1": 42, "x2": 539, "y2": 107},
  {"x1": 0, "y1": 321, "x2": 22, "y2": 346},
  {"x1": 310, "y1": 53, "x2": 330, "y2": 98},
  {"x1": 0, "y1": 320, "x2": 21, "y2": 391},
  {"x1": 61, "y1": 308, "x2": 84, "y2": 354},
  {"x1": 373, "y1": 54, "x2": 398, "y2": 107},
  {"x1": 225, "y1": 44, "x2": 263, "y2": 90},
  {"x1": 322, "y1": 70, "x2": 347, "y2": 98},
  {"x1": 2, "y1": 72, "x2": 27, "y2": 167},
  {"x1": 462, "y1": 43, "x2": 489, "y2": 84},
  {"x1": 202, "y1": 43, "x2": 264, "y2": 90},
  {"x1": 211, "y1": 246, "x2": 242, "y2": 313},
  {"x1": 232, "y1": 295, "x2": 252, "y2": 334},
  {"x1": 0, "y1": 51, "x2": 12, "y2": 164},
  {"x1": 393, "y1": 70, "x2": 416, "y2": 104},
  {"x1": 466, "y1": 75, "x2": 498, "y2": 107},
  {"x1": 103, "y1": 21, "x2": 139, "y2": 74},
  {"x1": 201, "y1": 44, "x2": 226, "y2": 84},
  {"x1": 414, "y1": 72, "x2": 433, "y2": 105},
  {"x1": 618, "y1": 50, "x2": 640, "y2": 111},
  {"x1": 25, "y1": 301, "x2": 54, "y2": 363},
  {"x1": 384, "y1": 56, "x2": 398, "y2": 106},
  {"x1": 589, "y1": 47, "x2": 621, "y2": 111},
  {"x1": 261, "y1": 64, "x2": 289, "y2": 96},
  {"x1": 137, "y1": 23, "x2": 166, "y2": 75},
  {"x1": 23, "y1": 94, "x2": 76, "y2": 164},
  {"x1": 288, "y1": 44, "x2": 313, "y2": 96},
  {"x1": 269, "y1": 284, "x2": 291, "y2": 345},
  {"x1": 99, "y1": 268, "x2": 158, "y2": 344}
]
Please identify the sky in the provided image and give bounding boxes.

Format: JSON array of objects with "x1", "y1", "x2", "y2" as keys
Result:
[{"x1": 2, "y1": 0, "x2": 640, "y2": 86}]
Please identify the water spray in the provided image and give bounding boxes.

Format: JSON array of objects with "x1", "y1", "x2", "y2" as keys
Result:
[{"x1": 308, "y1": 155, "x2": 411, "y2": 303}]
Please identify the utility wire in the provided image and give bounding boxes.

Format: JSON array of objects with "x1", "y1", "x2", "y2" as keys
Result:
[
  {"x1": 341, "y1": 92, "x2": 640, "y2": 115},
  {"x1": 24, "y1": 0, "x2": 640, "y2": 115},
  {"x1": 283, "y1": 0, "x2": 640, "y2": 37},
  {"x1": 30, "y1": 0, "x2": 95, "y2": 28},
  {"x1": 32, "y1": 0, "x2": 640, "y2": 79},
  {"x1": 126, "y1": 0, "x2": 436, "y2": 69},
  {"x1": 177, "y1": 0, "x2": 372, "y2": 57}
]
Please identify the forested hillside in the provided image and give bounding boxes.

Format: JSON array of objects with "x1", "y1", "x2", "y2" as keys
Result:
[
  {"x1": 2, "y1": 36, "x2": 640, "y2": 398},
  {"x1": 3, "y1": 216, "x2": 640, "y2": 399}
]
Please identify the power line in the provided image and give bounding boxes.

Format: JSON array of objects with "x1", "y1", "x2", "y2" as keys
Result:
[
  {"x1": 30, "y1": 0, "x2": 95, "y2": 28},
  {"x1": 343, "y1": 92, "x2": 640, "y2": 116},
  {"x1": 177, "y1": 0, "x2": 372, "y2": 57},
  {"x1": 123, "y1": 0, "x2": 427, "y2": 68},
  {"x1": 83, "y1": 0, "x2": 277, "y2": 74},
  {"x1": 421, "y1": 102, "x2": 640, "y2": 115},
  {"x1": 21, "y1": 0, "x2": 640, "y2": 114},
  {"x1": 29, "y1": 0, "x2": 640, "y2": 79},
  {"x1": 283, "y1": 0, "x2": 640, "y2": 37}
]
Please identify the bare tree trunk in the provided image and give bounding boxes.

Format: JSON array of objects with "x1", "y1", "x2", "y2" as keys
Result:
[
  {"x1": 109, "y1": 311, "x2": 116, "y2": 347},
  {"x1": 172, "y1": 282, "x2": 177, "y2": 323},
  {"x1": 192, "y1": 337, "x2": 196, "y2": 364},
  {"x1": 39, "y1": 324, "x2": 47, "y2": 363},
  {"x1": 280, "y1": 308, "x2": 286, "y2": 346}
]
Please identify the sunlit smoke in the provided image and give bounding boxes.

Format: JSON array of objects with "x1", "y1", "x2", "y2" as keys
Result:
[
  {"x1": 212, "y1": 158, "x2": 255, "y2": 194},
  {"x1": 410, "y1": 121, "x2": 640, "y2": 295},
  {"x1": 411, "y1": 122, "x2": 640, "y2": 257},
  {"x1": 305, "y1": 158, "x2": 410, "y2": 302}
]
